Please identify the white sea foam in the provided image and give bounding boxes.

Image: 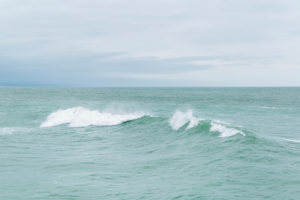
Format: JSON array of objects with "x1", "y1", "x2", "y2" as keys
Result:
[
  {"x1": 0, "y1": 127, "x2": 15, "y2": 135},
  {"x1": 280, "y1": 138, "x2": 300, "y2": 143},
  {"x1": 210, "y1": 122, "x2": 245, "y2": 137},
  {"x1": 40, "y1": 107, "x2": 147, "y2": 128},
  {"x1": 258, "y1": 106, "x2": 278, "y2": 110},
  {"x1": 169, "y1": 110, "x2": 203, "y2": 130},
  {"x1": 169, "y1": 110, "x2": 245, "y2": 137}
]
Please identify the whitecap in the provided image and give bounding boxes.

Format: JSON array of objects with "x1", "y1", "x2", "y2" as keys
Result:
[
  {"x1": 210, "y1": 122, "x2": 245, "y2": 137},
  {"x1": 40, "y1": 107, "x2": 148, "y2": 128},
  {"x1": 280, "y1": 138, "x2": 300, "y2": 143},
  {"x1": 168, "y1": 110, "x2": 245, "y2": 137},
  {"x1": 169, "y1": 110, "x2": 203, "y2": 130}
]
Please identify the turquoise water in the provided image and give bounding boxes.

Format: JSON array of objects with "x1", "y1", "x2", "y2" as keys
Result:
[{"x1": 1, "y1": 87, "x2": 300, "y2": 200}]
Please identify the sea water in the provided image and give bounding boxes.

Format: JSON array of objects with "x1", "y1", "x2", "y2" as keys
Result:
[{"x1": 1, "y1": 87, "x2": 300, "y2": 199}]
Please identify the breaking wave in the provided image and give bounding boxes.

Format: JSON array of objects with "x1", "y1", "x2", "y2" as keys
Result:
[
  {"x1": 41, "y1": 107, "x2": 149, "y2": 128},
  {"x1": 210, "y1": 122, "x2": 245, "y2": 137},
  {"x1": 169, "y1": 110, "x2": 203, "y2": 130},
  {"x1": 169, "y1": 110, "x2": 245, "y2": 137},
  {"x1": 41, "y1": 107, "x2": 246, "y2": 138}
]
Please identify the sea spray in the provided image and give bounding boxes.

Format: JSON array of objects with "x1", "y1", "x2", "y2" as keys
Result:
[
  {"x1": 41, "y1": 107, "x2": 148, "y2": 127},
  {"x1": 169, "y1": 110, "x2": 245, "y2": 137},
  {"x1": 169, "y1": 110, "x2": 203, "y2": 130},
  {"x1": 210, "y1": 122, "x2": 245, "y2": 137}
]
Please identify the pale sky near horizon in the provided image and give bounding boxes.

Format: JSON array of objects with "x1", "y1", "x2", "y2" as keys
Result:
[{"x1": 0, "y1": 0, "x2": 300, "y2": 86}]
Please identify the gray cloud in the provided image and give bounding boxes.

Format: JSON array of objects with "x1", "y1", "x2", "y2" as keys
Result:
[{"x1": 0, "y1": 0, "x2": 300, "y2": 86}]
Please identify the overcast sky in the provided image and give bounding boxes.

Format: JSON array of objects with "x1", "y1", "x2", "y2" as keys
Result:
[{"x1": 1, "y1": 0, "x2": 300, "y2": 86}]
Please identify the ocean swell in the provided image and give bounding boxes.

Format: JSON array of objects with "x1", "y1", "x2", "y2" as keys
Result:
[
  {"x1": 41, "y1": 107, "x2": 246, "y2": 138},
  {"x1": 40, "y1": 107, "x2": 148, "y2": 128}
]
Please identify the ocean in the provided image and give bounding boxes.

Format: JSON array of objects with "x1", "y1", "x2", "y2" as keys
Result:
[{"x1": 1, "y1": 87, "x2": 300, "y2": 200}]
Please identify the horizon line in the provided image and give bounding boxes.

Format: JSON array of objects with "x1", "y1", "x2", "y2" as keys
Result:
[{"x1": 1, "y1": 85, "x2": 300, "y2": 88}]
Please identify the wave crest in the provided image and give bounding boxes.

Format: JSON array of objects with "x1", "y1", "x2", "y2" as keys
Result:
[
  {"x1": 169, "y1": 110, "x2": 245, "y2": 137},
  {"x1": 169, "y1": 110, "x2": 203, "y2": 130},
  {"x1": 41, "y1": 107, "x2": 246, "y2": 137},
  {"x1": 210, "y1": 122, "x2": 245, "y2": 137},
  {"x1": 40, "y1": 107, "x2": 148, "y2": 128}
]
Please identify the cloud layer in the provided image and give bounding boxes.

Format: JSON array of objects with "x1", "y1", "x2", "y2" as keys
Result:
[{"x1": 1, "y1": 0, "x2": 300, "y2": 86}]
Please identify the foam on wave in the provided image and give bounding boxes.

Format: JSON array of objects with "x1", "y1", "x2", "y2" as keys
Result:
[
  {"x1": 0, "y1": 127, "x2": 15, "y2": 135},
  {"x1": 169, "y1": 110, "x2": 245, "y2": 137},
  {"x1": 41, "y1": 107, "x2": 246, "y2": 137},
  {"x1": 280, "y1": 138, "x2": 300, "y2": 143},
  {"x1": 169, "y1": 110, "x2": 203, "y2": 130},
  {"x1": 40, "y1": 107, "x2": 148, "y2": 128},
  {"x1": 210, "y1": 122, "x2": 245, "y2": 137}
]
